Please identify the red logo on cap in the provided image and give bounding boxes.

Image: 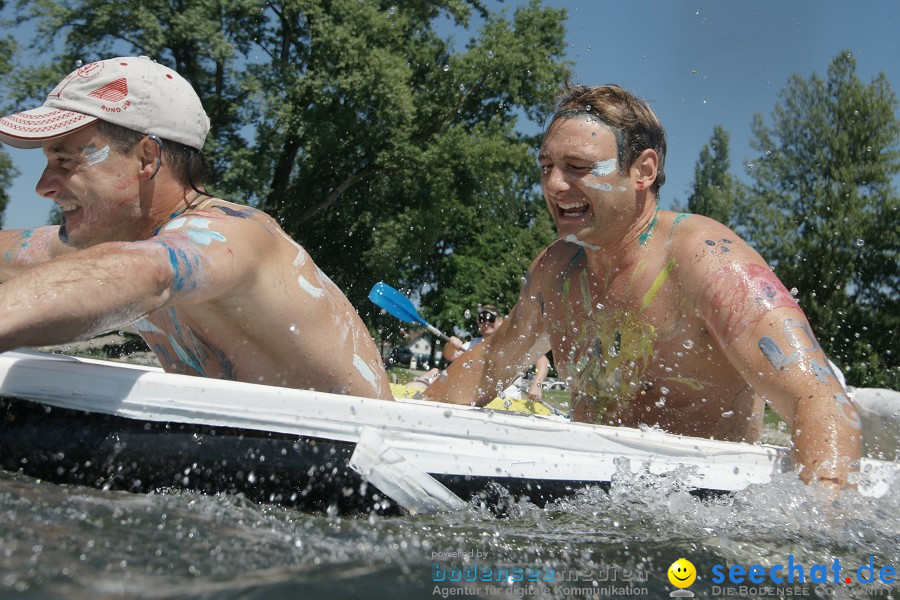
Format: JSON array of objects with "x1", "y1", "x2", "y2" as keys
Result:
[
  {"x1": 76, "y1": 62, "x2": 104, "y2": 78},
  {"x1": 88, "y1": 78, "x2": 128, "y2": 102}
]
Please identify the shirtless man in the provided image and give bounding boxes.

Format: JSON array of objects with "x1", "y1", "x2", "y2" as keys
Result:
[
  {"x1": 425, "y1": 84, "x2": 861, "y2": 486},
  {"x1": 0, "y1": 56, "x2": 392, "y2": 400}
]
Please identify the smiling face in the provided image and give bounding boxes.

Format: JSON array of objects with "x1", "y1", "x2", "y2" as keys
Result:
[
  {"x1": 539, "y1": 116, "x2": 640, "y2": 248},
  {"x1": 667, "y1": 558, "x2": 697, "y2": 588},
  {"x1": 477, "y1": 310, "x2": 503, "y2": 338},
  {"x1": 36, "y1": 124, "x2": 148, "y2": 248}
]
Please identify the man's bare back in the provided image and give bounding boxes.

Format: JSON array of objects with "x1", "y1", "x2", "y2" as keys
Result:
[{"x1": 128, "y1": 199, "x2": 392, "y2": 399}]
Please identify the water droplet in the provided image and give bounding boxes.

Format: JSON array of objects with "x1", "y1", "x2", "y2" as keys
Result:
[
  {"x1": 75, "y1": 59, "x2": 83, "y2": 67},
  {"x1": 464, "y1": 309, "x2": 471, "y2": 319},
  {"x1": 856, "y1": 238, "x2": 864, "y2": 247},
  {"x1": 660, "y1": 386, "x2": 669, "y2": 395},
  {"x1": 487, "y1": 50, "x2": 494, "y2": 58},
  {"x1": 289, "y1": 324, "x2": 299, "y2": 334},
  {"x1": 442, "y1": 64, "x2": 450, "y2": 72},
  {"x1": 721, "y1": 410, "x2": 734, "y2": 418},
  {"x1": 682, "y1": 339, "x2": 694, "y2": 350},
  {"x1": 790, "y1": 287, "x2": 799, "y2": 296}
]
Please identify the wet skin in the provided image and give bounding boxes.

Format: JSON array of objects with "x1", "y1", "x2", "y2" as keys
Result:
[
  {"x1": 0, "y1": 125, "x2": 392, "y2": 400},
  {"x1": 427, "y1": 115, "x2": 860, "y2": 486}
]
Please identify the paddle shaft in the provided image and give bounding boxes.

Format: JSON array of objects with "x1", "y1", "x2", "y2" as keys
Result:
[{"x1": 425, "y1": 324, "x2": 452, "y2": 343}]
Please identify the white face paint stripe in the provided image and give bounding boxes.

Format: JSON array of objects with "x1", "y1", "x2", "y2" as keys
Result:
[
  {"x1": 298, "y1": 274, "x2": 326, "y2": 298},
  {"x1": 84, "y1": 145, "x2": 110, "y2": 166},
  {"x1": 590, "y1": 158, "x2": 617, "y2": 177},
  {"x1": 584, "y1": 181, "x2": 613, "y2": 191}
]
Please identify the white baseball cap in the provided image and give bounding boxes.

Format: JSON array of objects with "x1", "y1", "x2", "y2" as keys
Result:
[{"x1": 0, "y1": 56, "x2": 210, "y2": 150}]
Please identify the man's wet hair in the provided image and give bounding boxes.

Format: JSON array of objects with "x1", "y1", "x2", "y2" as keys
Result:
[
  {"x1": 547, "y1": 84, "x2": 667, "y2": 196},
  {"x1": 95, "y1": 120, "x2": 210, "y2": 192}
]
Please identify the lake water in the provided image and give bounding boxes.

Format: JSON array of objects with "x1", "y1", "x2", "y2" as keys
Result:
[{"x1": 1, "y1": 457, "x2": 897, "y2": 599}]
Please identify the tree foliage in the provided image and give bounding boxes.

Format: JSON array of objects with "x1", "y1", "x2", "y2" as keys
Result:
[
  {"x1": 735, "y1": 51, "x2": 899, "y2": 388},
  {"x1": 688, "y1": 124, "x2": 741, "y2": 228},
  {"x1": 2, "y1": 0, "x2": 568, "y2": 335},
  {"x1": 0, "y1": 0, "x2": 19, "y2": 227}
]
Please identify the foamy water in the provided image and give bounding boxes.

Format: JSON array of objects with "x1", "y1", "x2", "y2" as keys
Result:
[{"x1": 1, "y1": 459, "x2": 896, "y2": 599}]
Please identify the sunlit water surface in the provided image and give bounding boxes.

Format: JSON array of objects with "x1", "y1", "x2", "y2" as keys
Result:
[{"x1": 1, "y1": 455, "x2": 897, "y2": 600}]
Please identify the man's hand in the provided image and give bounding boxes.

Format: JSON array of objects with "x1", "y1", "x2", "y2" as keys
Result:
[{"x1": 442, "y1": 336, "x2": 466, "y2": 363}]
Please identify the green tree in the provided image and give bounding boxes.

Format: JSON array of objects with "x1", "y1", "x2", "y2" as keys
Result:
[
  {"x1": 5, "y1": 0, "x2": 568, "y2": 331},
  {"x1": 688, "y1": 124, "x2": 740, "y2": 227},
  {"x1": 425, "y1": 193, "x2": 556, "y2": 335},
  {"x1": 0, "y1": 0, "x2": 19, "y2": 227},
  {"x1": 736, "y1": 51, "x2": 899, "y2": 388}
]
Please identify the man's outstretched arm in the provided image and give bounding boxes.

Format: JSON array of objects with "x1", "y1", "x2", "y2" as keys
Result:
[
  {"x1": 0, "y1": 241, "x2": 175, "y2": 352},
  {"x1": 693, "y1": 241, "x2": 861, "y2": 487},
  {"x1": 0, "y1": 213, "x2": 260, "y2": 353},
  {"x1": 425, "y1": 273, "x2": 551, "y2": 406},
  {"x1": 527, "y1": 355, "x2": 552, "y2": 401}
]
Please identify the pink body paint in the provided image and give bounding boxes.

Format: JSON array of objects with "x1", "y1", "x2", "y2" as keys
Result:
[{"x1": 707, "y1": 263, "x2": 797, "y2": 346}]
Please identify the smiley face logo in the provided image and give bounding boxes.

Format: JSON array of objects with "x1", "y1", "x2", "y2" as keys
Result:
[{"x1": 668, "y1": 558, "x2": 696, "y2": 588}]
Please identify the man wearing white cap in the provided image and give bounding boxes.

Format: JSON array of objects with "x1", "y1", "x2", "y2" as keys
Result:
[{"x1": 0, "y1": 56, "x2": 393, "y2": 400}]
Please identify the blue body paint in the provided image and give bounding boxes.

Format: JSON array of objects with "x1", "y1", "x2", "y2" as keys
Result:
[
  {"x1": 212, "y1": 205, "x2": 255, "y2": 218},
  {"x1": 758, "y1": 337, "x2": 798, "y2": 370},
  {"x1": 638, "y1": 208, "x2": 660, "y2": 245},
  {"x1": 156, "y1": 243, "x2": 198, "y2": 293},
  {"x1": 166, "y1": 307, "x2": 206, "y2": 376}
]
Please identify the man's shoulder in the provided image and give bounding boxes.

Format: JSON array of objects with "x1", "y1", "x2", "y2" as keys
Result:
[
  {"x1": 663, "y1": 211, "x2": 735, "y2": 242},
  {"x1": 149, "y1": 198, "x2": 295, "y2": 261},
  {"x1": 194, "y1": 198, "x2": 268, "y2": 224},
  {"x1": 180, "y1": 199, "x2": 297, "y2": 242},
  {"x1": 660, "y1": 211, "x2": 770, "y2": 291},
  {"x1": 532, "y1": 238, "x2": 584, "y2": 270},
  {"x1": 660, "y1": 212, "x2": 754, "y2": 260},
  {"x1": 524, "y1": 238, "x2": 585, "y2": 289}
]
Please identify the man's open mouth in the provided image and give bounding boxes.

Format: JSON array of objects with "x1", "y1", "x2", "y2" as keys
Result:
[{"x1": 558, "y1": 201, "x2": 589, "y2": 217}]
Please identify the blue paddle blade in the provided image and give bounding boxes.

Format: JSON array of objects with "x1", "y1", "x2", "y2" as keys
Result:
[{"x1": 369, "y1": 282, "x2": 429, "y2": 327}]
